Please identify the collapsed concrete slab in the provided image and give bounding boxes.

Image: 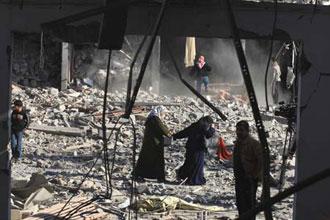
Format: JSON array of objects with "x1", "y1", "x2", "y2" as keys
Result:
[{"x1": 28, "y1": 124, "x2": 87, "y2": 137}]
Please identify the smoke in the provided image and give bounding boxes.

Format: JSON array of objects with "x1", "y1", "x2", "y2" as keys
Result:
[
  {"x1": 246, "y1": 39, "x2": 274, "y2": 106},
  {"x1": 73, "y1": 42, "x2": 135, "y2": 90},
  {"x1": 204, "y1": 38, "x2": 242, "y2": 84},
  {"x1": 73, "y1": 37, "x2": 291, "y2": 106},
  {"x1": 196, "y1": 38, "x2": 282, "y2": 106}
]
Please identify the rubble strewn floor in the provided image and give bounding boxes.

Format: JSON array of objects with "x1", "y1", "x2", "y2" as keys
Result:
[{"x1": 11, "y1": 85, "x2": 295, "y2": 219}]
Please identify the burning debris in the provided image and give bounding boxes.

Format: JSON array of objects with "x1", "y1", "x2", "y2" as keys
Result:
[{"x1": 10, "y1": 84, "x2": 294, "y2": 219}]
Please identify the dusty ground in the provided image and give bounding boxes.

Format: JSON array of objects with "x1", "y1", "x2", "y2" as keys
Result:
[{"x1": 11, "y1": 85, "x2": 295, "y2": 219}]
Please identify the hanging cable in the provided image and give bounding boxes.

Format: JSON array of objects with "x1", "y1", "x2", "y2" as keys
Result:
[
  {"x1": 63, "y1": 196, "x2": 100, "y2": 219},
  {"x1": 55, "y1": 152, "x2": 103, "y2": 218},
  {"x1": 102, "y1": 50, "x2": 113, "y2": 198},
  {"x1": 124, "y1": 0, "x2": 168, "y2": 118},
  {"x1": 125, "y1": 25, "x2": 153, "y2": 115},
  {"x1": 264, "y1": 0, "x2": 278, "y2": 111},
  {"x1": 107, "y1": 123, "x2": 125, "y2": 199},
  {"x1": 39, "y1": 32, "x2": 45, "y2": 70},
  {"x1": 56, "y1": 116, "x2": 123, "y2": 218},
  {"x1": 128, "y1": 117, "x2": 138, "y2": 220},
  {"x1": 221, "y1": 0, "x2": 273, "y2": 219},
  {"x1": 240, "y1": 167, "x2": 330, "y2": 219}
]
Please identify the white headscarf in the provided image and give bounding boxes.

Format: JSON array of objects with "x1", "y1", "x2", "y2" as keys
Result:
[{"x1": 148, "y1": 105, "x2": 166, "y2": 119}]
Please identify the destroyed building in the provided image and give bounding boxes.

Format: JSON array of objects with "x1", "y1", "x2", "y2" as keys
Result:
[{"x1": 1, "y1": 0, "x2": 330, "y2": 220}]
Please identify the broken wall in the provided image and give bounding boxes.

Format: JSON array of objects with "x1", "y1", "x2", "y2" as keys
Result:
[
  {"x1": 11, "y1": 32, "x2": 61, "y2": 88},
  {"x1": 72, "y1": 35, "x2": 160, "y2": 93}
]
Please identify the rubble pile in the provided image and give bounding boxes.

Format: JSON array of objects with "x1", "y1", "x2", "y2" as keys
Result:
[
  {"x1": 12, "y1": 33, "x2": 61, "y2": 88},
  {"x1": 73, "y1": 37, "x2": 142, "y2": 90},
  {"x1": 11, "y1": 84, "x2": 295, "y2": 219}
]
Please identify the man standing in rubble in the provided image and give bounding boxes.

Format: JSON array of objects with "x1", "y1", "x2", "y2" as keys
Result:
[
  {"x1": 191, "y1": 55, "x2": 212, "y2": 93},
  {"x1": 271, "y1": 57, "x2": 282, "y2": 105},
  {"x1": 11, "y1": 100, "x2": 29, "y2": 160},
  {"x1": 233, "y1": 121, "x2": 263, "y2": 220}
]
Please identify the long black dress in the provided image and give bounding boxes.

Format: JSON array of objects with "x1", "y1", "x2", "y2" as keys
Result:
[
  {"x1": 173, "y1": 119, "x2": 215, "y2": 185},
  {"x1": 133, "y1": 116, "x2": 170, "y2": 180}
]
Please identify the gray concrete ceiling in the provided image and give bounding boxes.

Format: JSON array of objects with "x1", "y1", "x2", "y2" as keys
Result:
[
  {"x1": 0, "y1": 0, "x2": 323, "y2": 6},
  {"x1": 0, "y1": 0, "x2": 104, "y2": 6}
]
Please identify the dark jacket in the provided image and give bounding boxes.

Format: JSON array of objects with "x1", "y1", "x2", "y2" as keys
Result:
[
  {"x1": 234, "y1": 135, "x2": 263, "y2": 180},
  {"x1": 133, "y1": 116, "x2": 170, "y2": 179},
  {"x1": 192, "y1": 63, "x2": 212, "y2": 78},
  {"x1": 11, "y1": 109, "x2": 29, "y2": 132},
  {"x1": 142, "y1": 116, "x2": 170, "y2": 149},
  {"x1": 173, "y1": 119, "x2": 215, "y2": 152}
]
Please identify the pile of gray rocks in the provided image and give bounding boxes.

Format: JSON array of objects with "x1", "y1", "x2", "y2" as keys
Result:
[{"x1": 11, "y1": 85, "x2": 294, "y2": 219}]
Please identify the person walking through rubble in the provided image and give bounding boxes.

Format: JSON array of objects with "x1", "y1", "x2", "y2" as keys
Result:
[
  {"x1": 133, "y1": 106, "x2": 171, "y2": 183},
  {"x1": 271, "y1": 57, "x2": 282, "y2": 105},
  {"x1": 173, "y1": 116, "x2": 215, "y2": 185},
  {"x1": 233, "y1": 121, "x2": 263, "y2": 220},
  {"x1": 191, "y1": 55, "x2": 212, "y2": 93},
  {"x1": 11, "y1": 100, "x2": 29, "y2": 160}
]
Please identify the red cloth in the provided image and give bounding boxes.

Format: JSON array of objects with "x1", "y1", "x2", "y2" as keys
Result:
[{"x1": 217, "y1": 137, "x2": 232, "y2": 160}]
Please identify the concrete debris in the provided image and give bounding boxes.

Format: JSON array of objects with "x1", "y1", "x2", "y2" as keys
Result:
[
  {"x1": 11, "y1": 33, "x2": 61, "y2": 88},
  {"x1": 11, "y1": 209, "x2": 22, "y2": 220},
  {"x1": 12, "y1": 173, "x2": 52, "y2": 199},
  {"x1": 11, "y1": 173, "x2": 54, "y2": 217},
  {"x1": 24, "y1": 197, "x2": 115, "y2": 220},
  {"x1": 48, "y1": 88, "x2": 59, "y2": 96},
  {"x1": 24, "y1": 188, "x2": 53, "y2": 211},
  {"x1": 28, "y1": 124, "x2": 87, "y2": 137},
  {"x1": 11, "y1": 85, "x2": 294, "y2": 219}
]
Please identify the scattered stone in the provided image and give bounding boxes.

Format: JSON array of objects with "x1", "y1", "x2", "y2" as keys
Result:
[
  {"x1": 49, "y1": 88, "x2": 59, "y2": 96},
  {"x1": 10, "y1": 84, "x2": 292, "y2": 219}
]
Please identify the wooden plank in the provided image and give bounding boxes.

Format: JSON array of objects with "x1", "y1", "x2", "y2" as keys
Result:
[
  {"x1": 25, "y1": 197, "x2": 88, "y2": 220},
  {"x1": 25, "y1": 196, "x2": 110, "y2": 220},
  {"x1": 63, "y1": 143, "x2": 93, "y2": 152},
  {"x1": 109, "y1": 101, "x2": 182, "y2": 107},
  {"x1": 28, "y1": 124, "x2": 86, "y2": 137}
]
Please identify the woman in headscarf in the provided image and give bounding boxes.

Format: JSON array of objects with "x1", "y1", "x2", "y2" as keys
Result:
[
  {"x1": 173, "y1": 116, "x2": 215, "y2": 185},
  {"x1": 133, "y1": 106, "x2": 171, "y2": 182}
]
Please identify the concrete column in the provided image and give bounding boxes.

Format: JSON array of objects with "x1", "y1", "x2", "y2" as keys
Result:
[
  {"x1": 294, "y1": 67, "x2": 330, "y2": 219},
  {"x1": 143, "y1": 36, "x2": 160, "y2": 95},
  {"x1": 0, "y1": 6, "x2": 11, "y2": 220},
  {"x1": 61, "y1": 42, "x2": 72, "y2": 91},
  {"x1": 150, "y1": 36, "x2": 160, "y2": 95}
]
